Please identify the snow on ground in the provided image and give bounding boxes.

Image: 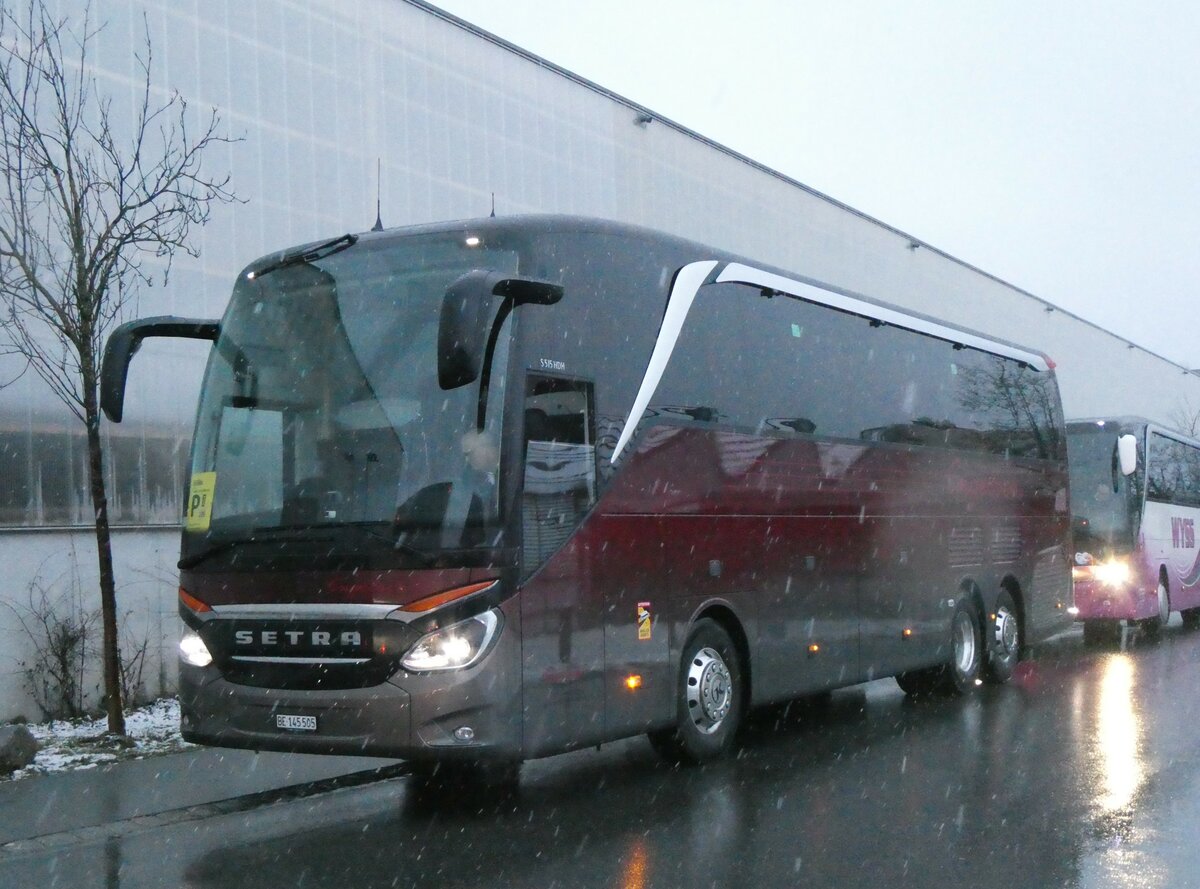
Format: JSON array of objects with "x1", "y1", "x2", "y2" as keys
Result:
[{"x1": 4, "y1": 698, "x2": 191, "y2": 781}]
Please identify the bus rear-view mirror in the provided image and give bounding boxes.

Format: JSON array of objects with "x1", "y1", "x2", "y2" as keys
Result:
[
  {"x1": 1117, "y1": 433, "x2": 1138, "y2": 477},
  {"x1": 438, "y1": 270, "x2": 563, "y2": 390},
  {"x1": 101, "y1": 316, "x2": 220, "y2": 423}
]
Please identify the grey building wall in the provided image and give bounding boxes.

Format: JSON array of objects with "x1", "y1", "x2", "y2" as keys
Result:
[{"x1": 2, "y1": 0, "x2": 1198, "y2": 719}]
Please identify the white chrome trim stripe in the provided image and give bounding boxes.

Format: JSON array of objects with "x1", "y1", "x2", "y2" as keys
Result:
[
  {"x1": 210, "y1": 604, "x2": 399, "y2": 620},
  {"x1": 612, "y1": 260, "x2": 718, "y2": 463},
  {"x1": 230, "y1": 656, "x2": 372, "y2": 665},
  {"x1": 716, "y1": 263, "x2": 1050, "y2": 372}
]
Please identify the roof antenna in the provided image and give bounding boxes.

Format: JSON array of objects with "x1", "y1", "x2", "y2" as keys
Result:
[
  {"x1": 371, "y1": 158, "x2": 384, "y2": 232},
  {"x1": 490, "y1": 192, "x2": 496, "y2": 218}
]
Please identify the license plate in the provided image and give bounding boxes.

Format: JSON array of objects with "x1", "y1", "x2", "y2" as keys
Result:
[{"x1": 275, "y1": 714, "x2": 317, "y2": 732}]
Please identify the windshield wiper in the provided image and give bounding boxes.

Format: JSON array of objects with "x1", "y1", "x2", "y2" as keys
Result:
[
  {"x1": 178, "y1": 535, "x2": 262, "y2": 569},
  {"x1": 177, "y1": 526, "x2": 326, "y2": 569},
  {"x1": 247, "y1": 234, "x2": 358, "y2": 280},
  {"x1": 351, "y1": 522, "x2": 437, "y2": 567},
  {"x1": 179, "y1": 523, "x2": 439, "y2": 571}
]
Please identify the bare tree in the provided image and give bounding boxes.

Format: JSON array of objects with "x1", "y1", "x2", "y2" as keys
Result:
[
  {"x1": 0, "y1": 1, "x2": 237, "y2": 734},
  {"x1": 1168, "y1": 396, "x2": 1200, "y2": 439}
]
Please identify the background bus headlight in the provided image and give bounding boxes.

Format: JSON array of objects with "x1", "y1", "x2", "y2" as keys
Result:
[
  {"x1": 1093, "y1": 559, "x2": 1132, "y2": 587},
  {"x1": 401, "y1": 610, "x2": 500, "y2": 672},
  {"x1": 179, "y1": 629, "x2": 213, "y2": 667}
]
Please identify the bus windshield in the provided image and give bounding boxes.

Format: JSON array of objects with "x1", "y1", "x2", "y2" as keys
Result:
[
  {"x1": 185, "y1": 236, "x2": 519, "y2": 568},
  {"x1": 1066, "y1": 425, "x2": 1139, "y2": 553}
]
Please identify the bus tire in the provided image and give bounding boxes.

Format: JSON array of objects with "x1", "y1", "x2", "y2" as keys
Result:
[
  {"x1": 649, "y1": 619, "x2": 744, "y2": 765},
  {"x1": 1139, "y1": 580, "x2": 1170, "y2": 637},
  {"x1": 897, "y1": 597, "x2": 983, "y2": 697},
  {"x1": 940, "y1": 596, "x2": 984, "y2": 694},
  {"x1": 984, "y1": 589, "x2": 1021, "y2": 684},
  {"x1": 1182, "y1": 607, "x2": 1200, "y2": 630}
]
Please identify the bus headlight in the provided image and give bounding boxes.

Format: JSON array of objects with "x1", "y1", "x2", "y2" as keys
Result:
[
  {"x1": 1093, "y1": 559, "x2": 1132, "y2": 587},
  {"x1": 401, "y1": 610, "x2": 501, "y2": 672},
  {"x1": 179, "y1": 629, "x2": 213, "y2": 667}
]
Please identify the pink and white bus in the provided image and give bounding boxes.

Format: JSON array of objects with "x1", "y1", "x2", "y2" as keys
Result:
[
  {"x1": 103, "y1": 216, "x2": 1074, "y2": 777},
  {"x1": 1068, "y1": 417, "x2": 1200, "y2": 642}
]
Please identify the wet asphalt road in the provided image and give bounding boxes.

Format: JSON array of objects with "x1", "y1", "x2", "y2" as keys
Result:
[{"x1": 5, "y1": 621, "x2": 1200, "y2": 889}]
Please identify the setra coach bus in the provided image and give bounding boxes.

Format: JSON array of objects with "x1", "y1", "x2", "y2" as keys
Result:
[
  {"x1": 102, "y1": 216, "x2": 1073, "y2": 775},
  {"x1": 1068, "y1": 417, "x2": 1200, "y2": 642}
]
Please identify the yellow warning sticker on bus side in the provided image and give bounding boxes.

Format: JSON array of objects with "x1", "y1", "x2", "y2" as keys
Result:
[
  {"x1": 637, "y1": 602, "x2": 651, "y2": 641},
  {"x1": 185, "y1": 472, "x2": 217, "y2": 532}
]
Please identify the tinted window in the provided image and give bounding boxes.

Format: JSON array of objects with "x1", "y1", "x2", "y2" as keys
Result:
[
  {"x1": 951, "y1": 349, "x2": 1064, "y2": 459},
  {"x1": 1147, "y1": 432, "x2": 1200, "y2": 505},
  {"x1": 522, "y1": 375, "x2": 596, "y2": 573},
  {"x1": 653, "y1": 281, "x2": 1061, "y2": 458},
  {"x1": 517, "y1": 231, "x2": 687, "y2": 484}
]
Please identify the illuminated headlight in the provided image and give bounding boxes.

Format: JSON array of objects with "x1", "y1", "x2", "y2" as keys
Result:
[
  {"x1": 1093, "y1": 559, "x2": 1132, "y2": 587},
  {"x1": 179, "y1": 629, "x2": 213, "y2": 667},
  {"x1": 401, "y1": 610, "x2": 501, "y2": 672}
]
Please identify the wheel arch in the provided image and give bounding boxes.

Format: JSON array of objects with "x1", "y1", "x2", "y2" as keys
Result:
[{"x1": 956, "y1": 577, "x2": 988, "y2": 636}]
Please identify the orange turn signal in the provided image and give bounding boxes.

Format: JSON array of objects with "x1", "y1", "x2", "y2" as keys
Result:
[
  {"x1": 179, "y1": 588, "x2": 211, "y2": 613},
  {"x1": 400, "y1": 580, "x2": 497, "y2": 613},
  {"x1": 625, "y1": 674, "x2": 643, "y2": 690}
]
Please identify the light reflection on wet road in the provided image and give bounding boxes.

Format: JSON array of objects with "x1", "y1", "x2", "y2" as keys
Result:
[{"x1": 6, "y1": 622, "x2": 1200, "y2": 888}]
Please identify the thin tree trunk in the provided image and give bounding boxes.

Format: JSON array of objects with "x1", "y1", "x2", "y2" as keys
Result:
[{"x1": 83, "y1": 372, "x2": 125, "y2": 735}]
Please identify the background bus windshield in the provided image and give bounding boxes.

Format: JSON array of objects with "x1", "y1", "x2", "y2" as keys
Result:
[
  {"x1": 1066, "y1": 426, "x2": 1139, "y2": 552},
  {"x1": 186, "y1": 236, "x2": 519, "y2": 566}
]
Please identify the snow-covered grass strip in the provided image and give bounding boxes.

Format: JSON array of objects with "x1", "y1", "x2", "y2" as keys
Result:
[{"x1": 3, "y1": 698, "x2": 191, "y2": 781}]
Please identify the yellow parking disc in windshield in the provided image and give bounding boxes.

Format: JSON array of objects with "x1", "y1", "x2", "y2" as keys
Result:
[{"x1": 185, "y1": 472, "x2": 216, "y2": 532}]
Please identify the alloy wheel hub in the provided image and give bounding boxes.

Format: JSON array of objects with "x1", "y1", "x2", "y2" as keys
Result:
[
  {"x1": 687, "y1": 647, "x2": 732, "y2": 734},
  {"x1": 994, "y1": 607, "x2": 1018, "y2": 655}
]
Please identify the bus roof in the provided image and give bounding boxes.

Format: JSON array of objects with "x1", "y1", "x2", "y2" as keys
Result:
[{"x1": 245, "y1": 214, "x2": 1057, "y2": 373}]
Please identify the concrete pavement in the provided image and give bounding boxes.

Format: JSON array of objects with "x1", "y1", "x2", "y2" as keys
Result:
[{"x1": 0, "y1": 747, "x2": 403, "y2": 847}]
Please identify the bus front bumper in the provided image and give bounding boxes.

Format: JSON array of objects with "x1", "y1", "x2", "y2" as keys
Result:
[
  {"x1": 1071, "y1": 578, "x2": 1152, "y2": 621},
  {"x1": 179, "y1": 653, "x2": 523, "y2": 762}
]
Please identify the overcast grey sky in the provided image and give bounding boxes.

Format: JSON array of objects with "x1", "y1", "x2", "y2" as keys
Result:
[{"x1": 430, "y1": 1, "x2": 1200, "y2": 368}]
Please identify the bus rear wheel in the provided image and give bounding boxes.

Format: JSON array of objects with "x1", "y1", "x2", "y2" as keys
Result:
[
  {"x1": 896, "y1": 597, "x2": 983, "y2": 697},
  {"x1": 649, "y1": 619, "x2": 744, "y2": 764},
  {"x1": 984, "y1": 589, "x2": 1021, "y2": 684}
]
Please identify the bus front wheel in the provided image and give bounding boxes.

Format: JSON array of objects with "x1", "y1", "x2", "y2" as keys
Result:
[
  {"x1": 649, "y1": 619, "x2": 744, "y2": 764},
  {"x1": 1139, "y1": 580, "x2": 1170, "y2": 637}
]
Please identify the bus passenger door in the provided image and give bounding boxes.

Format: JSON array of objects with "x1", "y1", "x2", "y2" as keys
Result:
[{"x1": 519, "y1": 376, "x2": 607, "y2": 754}]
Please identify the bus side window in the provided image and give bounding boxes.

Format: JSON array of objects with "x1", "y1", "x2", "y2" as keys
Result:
[{"x1": 522, "y1": 375, "x2": 596, "y2": 571}]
